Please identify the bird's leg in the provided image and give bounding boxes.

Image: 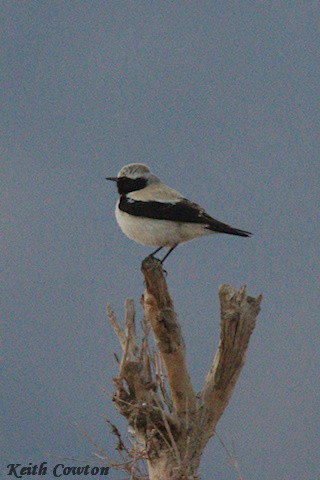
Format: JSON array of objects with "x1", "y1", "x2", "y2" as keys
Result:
[
  {"x1": 149, "y1": 246, "x2": 164, "y2": 258},
  {"x1": 160, "y1": 245, "x2": 178, "y2": 264}
]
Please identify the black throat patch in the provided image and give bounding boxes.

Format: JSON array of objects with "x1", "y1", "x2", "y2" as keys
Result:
[{"x1": 116, "y1": 177, "x2": 148, "y2": 194}]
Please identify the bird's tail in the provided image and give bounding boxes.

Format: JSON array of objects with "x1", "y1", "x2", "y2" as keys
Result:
[{"x1": 206, "y1": 223, "x2": 252, "y2": 237}]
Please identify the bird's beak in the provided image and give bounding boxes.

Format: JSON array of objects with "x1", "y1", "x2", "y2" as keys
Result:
[{"x1": 105, "y1": 176, "x2": 118, "y2": 181}]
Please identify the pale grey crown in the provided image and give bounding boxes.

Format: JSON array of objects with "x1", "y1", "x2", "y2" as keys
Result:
[{"x1": 117, "y1": 163, "x2": 160, "y2": 183}]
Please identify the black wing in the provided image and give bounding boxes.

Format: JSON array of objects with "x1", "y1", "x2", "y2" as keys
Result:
[{"x1": 119, "y1": 196, "x2": 251, "y2": 237}]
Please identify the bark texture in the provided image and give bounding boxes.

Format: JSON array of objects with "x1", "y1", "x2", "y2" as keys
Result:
[{"x1": 107, "y1": 256, "x2": 262, "y2": 479}]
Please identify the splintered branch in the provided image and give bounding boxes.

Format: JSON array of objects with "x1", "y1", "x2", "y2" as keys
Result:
[
  {"x1": 107, "y1": 300, "x2": 152, "y2": 408},
  {"x1": 141, "y1": 256, "x2": 197, "y2": 416},
  {"x1": 106, "y1": 295, "x2": 178, "y2": 443},
  {"x1": 107, "y1": 256, "x2": 262, "y2": 480},
  {"x1": 199, "y1": 284, "x2": 262, "y2": 446}
]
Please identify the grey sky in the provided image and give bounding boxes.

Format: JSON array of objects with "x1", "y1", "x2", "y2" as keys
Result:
[{"x1": 2, "y1": 2, "x2": 319, "y2": 479}]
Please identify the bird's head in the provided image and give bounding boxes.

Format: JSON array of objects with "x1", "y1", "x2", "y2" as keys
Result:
[{"x1": 106, "y1": 163, "x2": 160, "y2": 194}]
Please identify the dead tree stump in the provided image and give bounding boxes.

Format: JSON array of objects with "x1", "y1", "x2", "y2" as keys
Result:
[{"x1": 107, "y1": 257, "x2": 262, "y2": 479}]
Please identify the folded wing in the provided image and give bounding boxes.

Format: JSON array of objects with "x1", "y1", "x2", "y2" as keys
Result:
[{"x1": 119, "y1": 197, "x2": 251, "y2": 237}]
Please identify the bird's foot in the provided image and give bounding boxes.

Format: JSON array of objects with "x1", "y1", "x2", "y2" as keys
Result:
[
  {"x1": 146, "y1": 254, "x2": 168, "y2": 275},
  {"x1": 148, "y1": 253, "x2": 161, "y2": 262}
]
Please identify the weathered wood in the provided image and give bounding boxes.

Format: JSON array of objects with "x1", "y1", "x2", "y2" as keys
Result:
[
  {"x1": 141, "y1": 256, "x2": 197, "y2": 417},
  {"x1": 107, "y1": 256, "x2": 262, "y2": 479},
  {"x1": 199, "y1": 284, "x2": 262, "y2": 448}
]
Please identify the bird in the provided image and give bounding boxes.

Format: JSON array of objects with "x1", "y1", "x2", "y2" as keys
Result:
[{"x1": 106, "y1": 163, "x2": 251, "y2": 263}]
